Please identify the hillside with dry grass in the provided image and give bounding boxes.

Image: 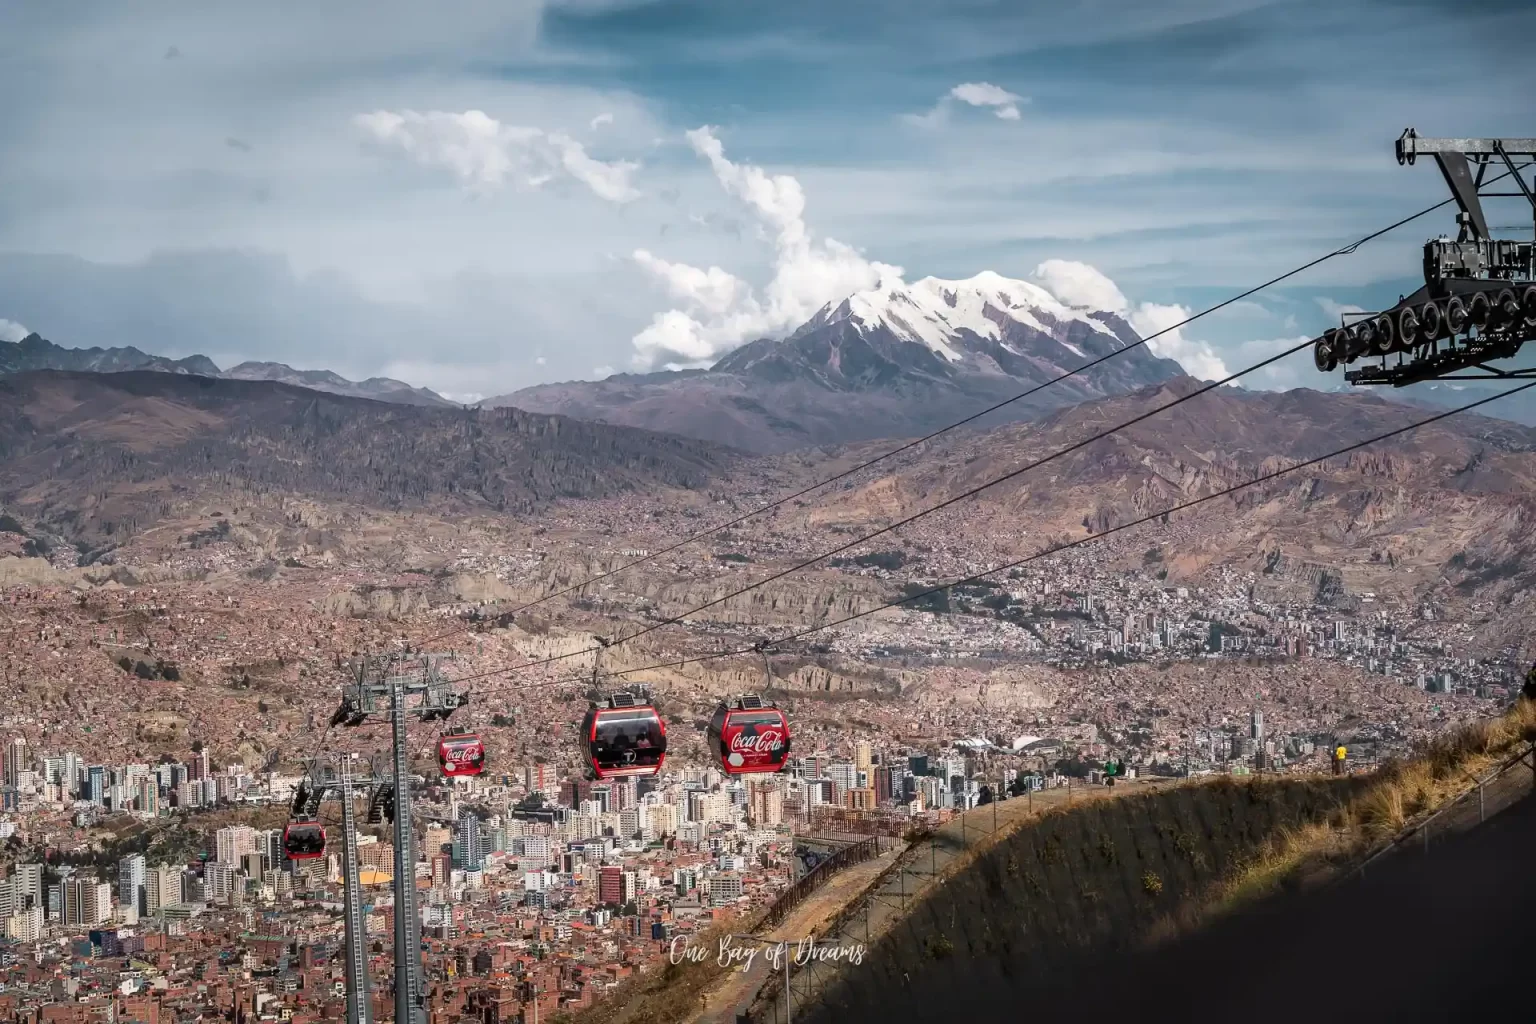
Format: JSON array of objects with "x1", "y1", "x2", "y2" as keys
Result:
[{"x1": 774, "y1": 697, "x2": 1536, "y2": 1024}]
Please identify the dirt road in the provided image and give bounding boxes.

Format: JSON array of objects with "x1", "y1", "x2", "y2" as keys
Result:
[{"x1": 693, "y1": 845, "x2": 903, "y2": 1024}]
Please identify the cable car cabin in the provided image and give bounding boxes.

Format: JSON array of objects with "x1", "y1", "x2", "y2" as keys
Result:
[
  {"x1": 438, "y1": 733, "x2": 486, "y2": 778},
  {"x1": 283, "y1": 821, "x2": 326, "y2": 861},
  {"x1": 581, "y1": 694, "x2": 667, "y2": 779},
  {"x1": 707, "y1": 694, "x2": 790, "y2": 775}
]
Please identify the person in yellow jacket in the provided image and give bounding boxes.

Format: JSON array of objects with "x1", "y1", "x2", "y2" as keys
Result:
[{"x1": 1332, "y1": 743, "x2": 1347, "y2": 776}]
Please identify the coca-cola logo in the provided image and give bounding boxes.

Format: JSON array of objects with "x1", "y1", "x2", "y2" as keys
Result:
[{"x1": 729, "y1": 730, "x2": 785, "y2": 754}]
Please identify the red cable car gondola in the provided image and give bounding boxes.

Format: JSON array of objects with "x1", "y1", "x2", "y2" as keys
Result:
[
  {"x1": 283, "y1": 820, "x2": 326, "y2": 861},
  {"x1": 707, "y1": 694, "x2": 790, "y2": 775},
  {"x1": 580, "y1": 692, "x2": 667, "y2": 780},
  {"x1": 438, "y1": 732, "x2": 486, "y2": 778}
]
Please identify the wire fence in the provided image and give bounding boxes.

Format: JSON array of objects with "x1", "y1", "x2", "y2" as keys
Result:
[
  {"x1": 1344, "y1": 739, "x2": 1536, "y2": 882},
  {"x1": 745, "y1": 756, "x2": 1536, "y2": 1023},
  {"x1": 757, "y1": 836, "x2": 881, "y2": 932}
]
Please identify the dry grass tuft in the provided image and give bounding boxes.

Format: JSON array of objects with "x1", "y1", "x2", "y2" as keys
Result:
[
  {"x1": 1198, "y1": 699, "x2": 1536, "y2": 926},
  {"x1": 558, "y1": 913, "x2": 766, "y2": 1024}
]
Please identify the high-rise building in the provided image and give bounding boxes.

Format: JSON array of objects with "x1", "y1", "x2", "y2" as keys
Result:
[
  {"x1": 2, "y1": 737, "x2": 25, "y2": 788},
  {"x1": 258, "y1": 829, "x2": 283, "y2": 869},
  {"x1": 524, "y1": 763, "x2": 558, "y2": 799},
  {"x1": 708, "y1": 873, "x2": 743, "y2": 905},
  {"x1": 86, "y1": 765, "x2": 107, "y2": 805},
  {"x1": 1251, "y1": 708, "x2": 1264, "y2": 742},
  {"x1": 826, "y1": 761, "x2": 857, "y2": 802},
  {"x1": 118, "y1": 855, "x2": 146, "y2": 916},
  {"x1": 204, "y1": 862, "x2": 237, "y2": 904},
  {"x1": 423, "y1": 824, "x2": 452, "y2": 858},
  {"x1": 64, "y1": 876, "x2": 111, "y2": 927},
  {"x1": 8, "y1": 863, "x2": 42, "y2": 913},
  {"x1": 215, "y1": 825, "x2": 258, "y2": 866},
  {"x1": 747, "y1": 781, "x2": 784, "y2": 827},
  {"x1": 4, "y1": 905, "x2": 43, "y2": 942},
  {"x1": 145, "y1": 863, "x2": 180, "y2": 916},
  {"x1": 522, "y1": 834, "x2": 551, "y2": 867},
  {"x1": 645, "y1": 803, "x2": 680, "y2": 837},
  {"x1": 135, "y1": 777, "x2": 158, "y2": 815},
  {"x1": 241, "y1": 852, "x2": 265, "y2": 880},
  {"x1": 43, "y1": 753, "x2": 82, "y2": 796},
  {"x1": 853, "y1": 742, "x2": 872, "y2": 774},
  {"x1": 456, "y1": 814, "x2": 484, "y2": 871},
  {"x1": 598, "y1": 865, "x2": 634, "y2": 907}
]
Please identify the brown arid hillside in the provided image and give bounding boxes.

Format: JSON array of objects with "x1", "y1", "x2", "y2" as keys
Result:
[
  {"x1": 0, "y1": 370, "x2": 736, "y2": 547},
  {"x1": 795, "y1": 376, "x2": 1536, "y2": 647}
]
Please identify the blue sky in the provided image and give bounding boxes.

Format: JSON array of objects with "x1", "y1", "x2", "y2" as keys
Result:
[{"x1": 0, "y1": 0, "x2": 1531, "y2": 399}]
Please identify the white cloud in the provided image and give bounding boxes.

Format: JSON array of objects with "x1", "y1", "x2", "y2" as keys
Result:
[
  {"x1": 628, "y1": 127, "x2": 904, "y2": 368},
  {"x1": 1126, "y1": 302, "x2": 1231, "y2": 382},
  {"x1": 1032, "y1": 259, "x2": 1231, "y2": 381},
  {"x1": 590, "y1": 112, "x2": 614, "y2": 130},
  {"x1": 0, "y1": 318, "x2": 31, "y2": 342},
  {"x1": 593, "y1": 364, "x2": 615, "y2": 378},
  {"x1": 534, "y1": 355, "x2": 547, "y2": 365},
  {"x1": 1032, "y1": 260, "x2": 1128, "y2": 313},
  {"x1": 950, "y1": 82, "x2": 1025, "y2": 120},
  {"x1": 907, "y1": 82, "x2": 1027, "y2": 127},
  {"x1": 354, "y1": 109, "x2": 641, "y2": 203},
  {"x1": 1315, "y1": 297, "x2": 1366, "y2": 322}
]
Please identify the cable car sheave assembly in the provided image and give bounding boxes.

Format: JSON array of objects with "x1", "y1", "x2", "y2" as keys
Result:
[{"x1": 1313, "y1": 131, "x2": 1536, "y2": 385}]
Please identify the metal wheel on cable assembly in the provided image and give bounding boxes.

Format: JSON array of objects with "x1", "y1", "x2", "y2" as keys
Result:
[
  {"x1": 1418, "y1": 300, "x2": 1443, "y2": 342},
  {"x1": 1314, "y1": 331, "x2": 1338, "y2": 372},
  {"x1": 1371, "y1": 313, "x2": 1396, "y2": 355},
  {"x1": 1443, "y1": 295, "x2": 1468, "y2": 336},
  {"x1": 1396, "y1": 306, "x2": 1421, "y2": 351}
]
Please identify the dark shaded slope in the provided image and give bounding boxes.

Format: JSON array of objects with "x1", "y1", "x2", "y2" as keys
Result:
[
  {"x1": 846, "y1": 790, "x2": 1536, "y2": 1024},
  {"x1": 786, "y1": 778, "x2": 1363, "y2": 1024},
  {"x1": 0, "y1": 371, "x2": 734, "y2": 543}
]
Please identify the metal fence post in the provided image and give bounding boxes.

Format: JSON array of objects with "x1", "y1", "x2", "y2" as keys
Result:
[{"x1": 1479, "y1": 782, "x2": 1485, "y2": 823}]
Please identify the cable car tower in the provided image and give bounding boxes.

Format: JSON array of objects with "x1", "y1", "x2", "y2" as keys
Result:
[
  {"x1": 336, "y1": 652, "x2": 467, "y2": 1024},
  {"x1": 1312, "y1": 130, "x2": 1536, "y2": 386},
  {"x1": 288, "y1": 754, "x2": 385, "y2": 1024}
]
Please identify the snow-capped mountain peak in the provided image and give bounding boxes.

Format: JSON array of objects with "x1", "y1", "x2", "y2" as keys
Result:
[{"x1": 799, "y1": 270, "x2": 1126, "y2": 361}]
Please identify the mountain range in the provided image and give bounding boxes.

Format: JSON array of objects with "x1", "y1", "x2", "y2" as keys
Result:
[
  {"x1": 0, "y1": 370, "x2": 730, "y2": 550},
  {"x1": 11, "y1": 268, "x2": 1536, "y2": 454},
  {"x1": 0, "y1": 332, "x2": 456, "y2": 408},
  {"x1": 485, "y1": 272, "x2": 1187, "y2": 452}
]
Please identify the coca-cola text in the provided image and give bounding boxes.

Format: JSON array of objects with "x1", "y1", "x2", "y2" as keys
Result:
[{"x1": 729, "y1": 730, "x2": 785, "y2": 754}]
